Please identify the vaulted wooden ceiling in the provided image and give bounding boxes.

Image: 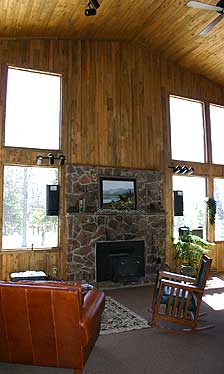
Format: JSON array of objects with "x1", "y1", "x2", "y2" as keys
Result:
[{"x1": 1, "y1": 0, "x2": 224, "y2": 86}]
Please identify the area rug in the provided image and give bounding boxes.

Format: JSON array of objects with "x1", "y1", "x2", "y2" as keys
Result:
[{"x1": 100, "y1": 296, "x2": 149, "y2": 335}]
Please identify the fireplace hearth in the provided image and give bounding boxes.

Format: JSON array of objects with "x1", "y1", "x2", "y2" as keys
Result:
[{"x1": 96, "y1": 240, "x2": 145, "y2": 282}]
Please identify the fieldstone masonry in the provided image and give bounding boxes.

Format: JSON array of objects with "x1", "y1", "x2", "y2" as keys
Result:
[{"x1": 66, "y1": 165, "x2": 166, "y2": 284}]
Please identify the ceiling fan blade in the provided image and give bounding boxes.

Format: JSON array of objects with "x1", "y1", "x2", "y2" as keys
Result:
[
  {"x1": 200, "y1": 14, "x2": 224, "y2": 35},
  {"x1": 186, "y1": 1, "x2": 223, "y2": 12}
]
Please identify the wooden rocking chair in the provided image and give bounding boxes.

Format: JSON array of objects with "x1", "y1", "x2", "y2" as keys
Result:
[{"x1": 150, "y1": 255, "x2": 214, "y2": 331}]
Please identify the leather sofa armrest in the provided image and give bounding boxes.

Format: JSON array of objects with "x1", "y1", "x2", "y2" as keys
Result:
[{"x1": 80, "y1": 289, "x2": 105, "y2": 346}]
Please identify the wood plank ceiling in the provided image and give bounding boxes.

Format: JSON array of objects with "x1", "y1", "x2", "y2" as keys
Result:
[{"x1": 0, "y1": 0, "x2": 224, "y2": 86}]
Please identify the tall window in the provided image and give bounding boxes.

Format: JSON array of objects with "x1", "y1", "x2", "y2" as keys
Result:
[
  {"x1": 169, "y1": 96, "x2": 205, "y2": 163},
  {"x1": 5, "y1": 67, "x2": 61, "y2": 149},
  {"x1": 210, "y1": 104, "x2": 224, "y2": 164},
  {"x1": 214, "y1": 178, "x2": 224, "y2": 241},
  {"x1": 170, "y1": 95, "x2": 224, "y2": 243},
  {"x1": 173, "y1": 176, "x2": 206, "y2": 239},
  {"x1": 2, "y1": 166, "x2": 58, "y2": 250}
]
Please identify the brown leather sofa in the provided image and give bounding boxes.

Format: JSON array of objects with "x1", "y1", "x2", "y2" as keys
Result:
[{"x1": 0, "y1": 280, "x2": 105, "y2": 374}]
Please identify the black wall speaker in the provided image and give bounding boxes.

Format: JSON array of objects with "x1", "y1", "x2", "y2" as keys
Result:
[
  {"x1": 173, "y1": 190, "x2": 184, "y2": 216},
  {"x1": 46, "y1": 185, "x2": 59, "y2": 216},
  {"x1": 178, "y1": 227, "x2": 189, "y2": 236}
]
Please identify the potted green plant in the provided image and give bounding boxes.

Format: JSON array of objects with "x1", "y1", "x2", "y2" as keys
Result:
[
  {"x1": 205, "y1": 197, "x2": 216, "y2": 225},
  {"x1": 174, "y1": 229, "x2": 214, "y2": 276}
]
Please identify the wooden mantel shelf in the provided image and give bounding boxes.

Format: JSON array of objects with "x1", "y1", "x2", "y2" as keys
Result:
[{"x1": 66, "y1": 210, "x2": 165, "y2": 217}]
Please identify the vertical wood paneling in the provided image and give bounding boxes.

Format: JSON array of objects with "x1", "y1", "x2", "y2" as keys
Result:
[
  {"x1": 0, "y1": 251, "x2": 60, "y2": 280},
  {"x1": 0, "y1": 39, "x2": 224, "y2": 278},
  {"x1": 69, "y1": 40, "x2": 81, "y2": 163},
  {"x1": 69, "y1": 41, "x2": 164, "y2": 169},
  {"x1": 120, "y1": 43, "x2": 133, "y2": 166}
]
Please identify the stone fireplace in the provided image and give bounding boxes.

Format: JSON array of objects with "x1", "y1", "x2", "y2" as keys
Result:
[{"x1": 65, "y1": 165, "x2": 166, "y2": 285}]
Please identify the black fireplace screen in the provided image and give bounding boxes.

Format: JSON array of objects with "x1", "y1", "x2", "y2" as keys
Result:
[{"x1": 96, "y1": 240, "x2": 145, "y2": 282}]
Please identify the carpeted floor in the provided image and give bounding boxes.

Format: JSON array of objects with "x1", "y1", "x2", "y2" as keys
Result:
[{"x1": 1, "y1": 278, "x2": 224, "y2": 374}]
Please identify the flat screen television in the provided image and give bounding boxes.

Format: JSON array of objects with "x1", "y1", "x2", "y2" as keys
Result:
[{"x1": 99, "y1": 177, "x2": 137, "y2": 210}]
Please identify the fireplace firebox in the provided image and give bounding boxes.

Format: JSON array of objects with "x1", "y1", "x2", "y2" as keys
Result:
[{"x1": 96, "y1": 240, "x2": 145, "y2": 282}]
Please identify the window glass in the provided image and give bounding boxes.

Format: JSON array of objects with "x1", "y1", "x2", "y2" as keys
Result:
[
  {"x1": 2, "y1": 166, "x2": 58, "y2": 249},
  {"x1": 214, "y1": 178, "x2": 224, "y2": 241},
  {"x1": 169, "y1": 96, "x2": 205, "y2": 162},
  {"x1": 210, "y1": 104, "x2": 224, "y2": 164},
  {"x1": 173, "y1": 176, "x2": 206, "y2": 239},
  {"x1": 5, "y1": 67, "x2": 61, "y2": 149}
]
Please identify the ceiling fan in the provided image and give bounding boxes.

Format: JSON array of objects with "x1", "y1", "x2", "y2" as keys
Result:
[{"x1": 186, "y1": 1, "x2": 224, "y2": 35}]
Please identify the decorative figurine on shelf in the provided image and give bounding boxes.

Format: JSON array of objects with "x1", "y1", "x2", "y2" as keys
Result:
[
  {"x1": 79, "y1": 199, "x2": 83, "y2": 212},
  {"x1": 79, "y1": 199, "x2": 86, "y2": 213},
  {"x1": 90, "y1": 170, "x2": 97, "y2": 182}
]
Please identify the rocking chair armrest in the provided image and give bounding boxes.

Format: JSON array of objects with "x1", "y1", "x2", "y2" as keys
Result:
[
  {"x1": 160, "y1": 279, "x2": 204, "y2": 293},
  {"x1": 158, "y1": 271, "x2": 195, "y2": 283}
]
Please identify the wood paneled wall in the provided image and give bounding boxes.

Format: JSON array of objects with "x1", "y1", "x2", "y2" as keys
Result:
[
  {"x1": 0, "y1": 250, "x2": 60, "y2": 281},
  {"x1": 0, "y1": 39, "x2": 224, "y2": 278},
  {"x1": 69, "y1": 41, "x2": 163, "y2": 169}
]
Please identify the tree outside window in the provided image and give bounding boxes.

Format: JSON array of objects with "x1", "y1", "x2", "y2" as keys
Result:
[
  {"x1": 173, "y1": 176, "x2": 206, "y2": 239},
  {"x1": 2, "y1": 166, "x2": 58, "y2": 249}
]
